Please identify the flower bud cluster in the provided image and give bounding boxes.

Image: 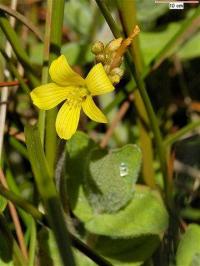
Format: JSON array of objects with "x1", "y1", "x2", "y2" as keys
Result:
[{"x1": 91, "y1": 38, "x2": 124, "y2": 85}]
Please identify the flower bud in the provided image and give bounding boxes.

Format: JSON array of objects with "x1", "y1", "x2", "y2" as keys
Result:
[
  {"x1": 106, "y1": 38, "x2": 123, "y2": 52},
  {"x1": 110, "y1": 67, "x2": 124, "y2": 77},
  {"x1": 91, "y1": 41, "x2": 104, "y2": 54},
  {"x1": 103, "y1": 64, "x2": 110, "y2": 74},
  {"x1": 95, "y1": 53, "x2": 106, "y2": 63},
  {"x1": 109, "y1": 74, "x2": 121, "y2": 84}
]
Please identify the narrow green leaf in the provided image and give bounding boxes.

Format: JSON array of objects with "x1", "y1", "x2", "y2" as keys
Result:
[
  {"x1": 0, "y1": 184, "x2": 42, "y2": 221},
  {"x1": 176, "y1": 224, "x2": 200, "y2": 266},
  {"x1": 85, "y1": 186, "x2": 168, "y2": 238},
  {"x1": 84, "y1": 144, "x2": 142, "y2": 213},
  {"x1": 25, "y1": 125, "x2": 55, "y2": 199},
  {"x1": 5, "y1": 168, "x2": 34, "y2": 227},
  {"x1": 0, "y1": 195, "x2": 7, "y2": 213},
  {"x1": 25, "y1": 125, "x2": 75, "y2": 266},
  {"x1": 0, "y1": 4, "x2": 43, "y2": 40},
  {"x1": 9, "y1": 137, "x2": 29, "y2": 160},
  {"x1": 0, "y1": 12, "x2": 40, "y2": 87},
  {"x1": 0, "y1": 11, "x2": 35, "y2": 71},
  {"x1": 0, "y1": 215, "x2": 26, "y2": 266},
  {"x1": 0, "y1": 224, "x2": 14, "y2": 266}
]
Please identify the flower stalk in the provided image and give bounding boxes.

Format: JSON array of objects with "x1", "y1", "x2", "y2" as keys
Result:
[
  {"x1": 38, "y1": 0, "x2": 53, "y2": 146},
  {"x1": 45, "y1": 0, "x2": 64, "y2": 174}
]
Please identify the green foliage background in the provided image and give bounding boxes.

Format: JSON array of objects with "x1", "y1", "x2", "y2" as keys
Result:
[{"x1": 0, "y1": 0, "x2": 200, "y2": 266}]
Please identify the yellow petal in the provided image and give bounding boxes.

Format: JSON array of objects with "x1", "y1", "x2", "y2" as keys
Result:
[
  {"x1": 49, "y1": 55, "x2": 85, "y2": 86},
  {"x1": 82, "y1": 96, "x2": 107, "y2": 123},
  {"x1": 30, "y1": 83, "x2": 71, "y2": 110},
  {"x1": 56, "y1": 101, "x2": 81, "y2": 140},
  {"x1": 86, "y1": 63, "x2": 114, "y2": 96}
]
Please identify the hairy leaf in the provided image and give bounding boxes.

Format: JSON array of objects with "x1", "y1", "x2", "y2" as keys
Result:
[
  {"x1": 176, "y1": 224, "x2": 200, "y2": 266},
  {"x1": 84, "y1": 145, "x2": 142, "y2": 213},
  {"x1": 66, "y1": 131, "x2": 95, "y2": 222},
  {"x1": 38, "y1": 228, "x2": 97, "y2": 266},
  {"x1": 85, "y1": 186, "x2": 168, "y2": 238},
  {"x1": 94, "y1": 235, "x2": 160, "y2": 266}
]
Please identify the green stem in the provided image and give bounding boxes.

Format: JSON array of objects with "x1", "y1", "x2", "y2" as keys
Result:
[
  {"x1": 0, "y1": 184, "x2": 43, "y2": 220},
  {"x1": 0, "y1": 13, "x2": 40, "y2": 87},
  {"x1": 9, "y1": 137, "x2": 28, "y2": 159},
  {"x1": 96, "y1": 0, "x2": 167, "y2": 187},
  {"x1": 38, "y1": 0, "x2": 53, "y2": 146},
  {"x1": 5, "y1": 166, "x2": 32, "y2": 227},
  {"x1": 128, "y1": 57, "x2": 167, "y2": 189},
  {"x1": 7, "y1": 61, "x2": 30, "y2": 94},
  {"x1": 95, "y1": 0, "x2": 121, "y2": 37},
  {"x1": 0, "y1": 47, "x2": 30, "y2": 93},
  {"x1": 45, "y1": 0, "x2": 65, "y2": 174},
  {"x1": 0, "y1": 4, "x2": 43, "y2": 41},
  {"x1": 0, "y1": 12, "x2": 37, "y2": 74},
  {"x1": 164, "y1": 120, "x2": 200, "y2": 147},
  {"x1": 117, "y1": 0, "x2": 155, "y2": 188},
  {"x1": 28, "y1": 218, "x2": 37, "y2": 266}
]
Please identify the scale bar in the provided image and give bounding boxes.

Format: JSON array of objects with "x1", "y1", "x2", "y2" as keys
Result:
[{"x1": 155, "y1": 1, "x2": 199, "y2": 3}]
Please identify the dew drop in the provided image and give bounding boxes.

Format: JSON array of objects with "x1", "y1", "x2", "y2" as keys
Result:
[{"x1": 119, "y1": 162, "x2": 129, "y2": 177}]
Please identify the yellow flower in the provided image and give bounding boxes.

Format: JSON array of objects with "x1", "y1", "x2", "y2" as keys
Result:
[{"x1": 30, "y1": 55, "x2": 114, "y2": 140}]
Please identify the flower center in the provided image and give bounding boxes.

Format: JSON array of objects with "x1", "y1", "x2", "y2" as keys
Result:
[{"x1": 67, "y1": 86, "x2": 88, "y2": 106}]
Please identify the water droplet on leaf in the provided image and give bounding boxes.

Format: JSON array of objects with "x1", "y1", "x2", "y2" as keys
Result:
[{"x1": 119, "y1": 162, "x2": 129, "y2": 177}]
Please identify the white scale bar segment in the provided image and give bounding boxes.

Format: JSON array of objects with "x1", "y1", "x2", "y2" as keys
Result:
[
  {"x1": 169, "y1": 2, "x2": 184, "y2": 8},
  {"x1": 155, "y1": 1, "x2": 199, "y2": 3}
]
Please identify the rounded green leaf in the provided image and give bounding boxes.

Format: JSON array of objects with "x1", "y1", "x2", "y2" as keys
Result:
[
  {"x1": 85, "y1": 186, "x2": 168, "y2": 238},
  {"x1": 176, "y1": 224, "x2": 200, "y2": 266},
  {"x1": 84, "y1": 144, "x2": 142, "y2": 213},
  {"x1": 66, "y1": 131, "x2": 95, "y2": 222},
  {"x1": 95, "y1": 235, "x2": 160, "y2": 266},
  {"x1": 38, "y1": 227, "x2": 97, "y2": 266}
]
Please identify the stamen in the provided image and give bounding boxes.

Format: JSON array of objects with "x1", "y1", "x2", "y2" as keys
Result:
[{"x1": 67, "y1": 86, "x2": 88, "y2": 102}]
